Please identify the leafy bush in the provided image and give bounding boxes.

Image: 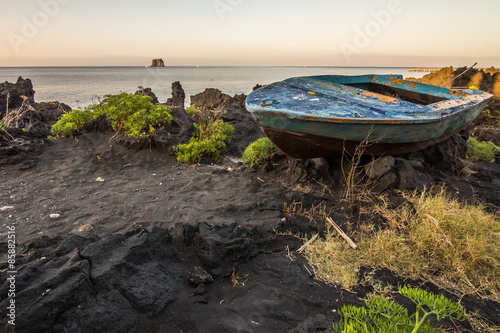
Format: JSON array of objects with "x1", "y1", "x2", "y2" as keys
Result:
[
  {"x1": 51, "y1": 109, "x2": 97, "y2": 137},
  {"x1": 51, "y1": 93, "x2": 172, "y2": 139},
  {"x1": 335, "y1": 285, "x2": 465, "y2": 333},
  {"x1": 175, "y1": 118, "x2": 234, "y2": 164},
  {"x1": 185, "y1": 105, "x2": 199, "y2": 117},
  {"x1": 242, "y1": 137, "x2": 276, "y2": 168},
  {"x1": 467, "y1": 137, "x2": 500, "y2": 161}
]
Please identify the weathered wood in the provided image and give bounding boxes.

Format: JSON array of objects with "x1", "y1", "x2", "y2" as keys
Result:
[
  {"x1": 326, "y1": 217, "x2": 358, "y2": 250},
  {"x1": 246, "y1": 75, "x2": 493, "y2": 157},
  {"x1": 297, "y1": 234, "x2": 319, "y2": 253}
]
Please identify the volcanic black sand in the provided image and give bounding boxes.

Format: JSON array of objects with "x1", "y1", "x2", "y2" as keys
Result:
[{"x1": 1, "y1": 76, "x2": 500, "y2": 332}]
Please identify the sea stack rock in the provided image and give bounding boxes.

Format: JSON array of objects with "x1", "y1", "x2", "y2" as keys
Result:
[{"x1": 150, "y1": 58, "x2": 165, "y2": 67}]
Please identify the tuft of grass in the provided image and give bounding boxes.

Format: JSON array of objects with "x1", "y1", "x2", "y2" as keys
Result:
[
  {"x1": 467, "y1": 137, "x2": 500, "y2": 161},
  {"x1": 175, "y1": 111, "x2": 234, "y2": 164},
  {"x1": 241, "y1": 137, "x2": 276, "y2": 168},
  {"x1": 302, "y1": 188, "x2": 500, "y2": 301}
]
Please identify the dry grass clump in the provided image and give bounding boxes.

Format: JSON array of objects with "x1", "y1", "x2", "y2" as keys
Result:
[{"x1": 303, "y1": 188, "x2": 500, "y2": 301}]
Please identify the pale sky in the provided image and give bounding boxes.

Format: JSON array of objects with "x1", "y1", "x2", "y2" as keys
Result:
[{"x1": 1, "y1": 0, "x2": 499, "y2": 67}]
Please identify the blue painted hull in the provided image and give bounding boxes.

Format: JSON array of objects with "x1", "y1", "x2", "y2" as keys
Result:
[{"x1": 245, "y1": 75, "x2": 493, "y2": 157}]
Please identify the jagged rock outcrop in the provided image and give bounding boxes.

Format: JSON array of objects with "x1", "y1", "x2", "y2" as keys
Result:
[
  {"x1": 190, "y1": 88, "x2": 232, "y2": 111},
  {"x1": 190, "y1": 88, "x2": 265, "y2": 156},
  {"x1": 0, "y1": 78, "x2": 71, "y2": 166},
  {"x1": 135, "y1": 87, "x2": 159, "y2": 104},
  {"x1": 150, "y1": 58, "x2": 165, "y2": 67},
  {"x1": 0, "y1": 76, "x2": 36, "y2": 118},
  {"x1": 166, "y1": 81, "x2": 185, "y2": 108}
]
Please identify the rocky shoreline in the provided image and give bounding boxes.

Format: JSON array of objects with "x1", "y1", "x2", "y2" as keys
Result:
[{"x1": 1, "y1": 70, "x2": 499, "y2": 332}]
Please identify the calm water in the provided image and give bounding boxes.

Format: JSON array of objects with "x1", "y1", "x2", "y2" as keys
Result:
[{"x1": 0, "y1": 66, "x2": 427, "y2": 109}]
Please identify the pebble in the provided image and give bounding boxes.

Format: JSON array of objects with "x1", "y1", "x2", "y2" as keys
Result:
[
  {"x1": 96, "y1": 177, "x2": 105, "y2": 182},
  {"x1": 71, "y1": 224, "x2": 95, "y2": 233},
  {"x1": 50, "y1": 213, "x2": 61, "y2": 218},
  {"x1": 0, "y1": 206, "x2": 14, "y2": 211}
]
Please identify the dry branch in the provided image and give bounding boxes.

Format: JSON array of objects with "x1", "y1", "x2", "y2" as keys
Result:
[
  {"x1": 297, "y1": 233, "x2": 319, "y2": 253},
  {"x1": 326, "y1": 217, "x2": 358, "y2": 250}
]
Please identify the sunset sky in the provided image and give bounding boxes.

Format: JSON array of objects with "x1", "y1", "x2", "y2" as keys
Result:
[{"x1": 1, "y1": 0, "x2": 499, "y2": 67}]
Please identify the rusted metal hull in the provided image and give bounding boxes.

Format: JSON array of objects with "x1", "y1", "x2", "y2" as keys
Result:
[{"x1": 245, "y1": 75, "x2": 493, "y2": 158}]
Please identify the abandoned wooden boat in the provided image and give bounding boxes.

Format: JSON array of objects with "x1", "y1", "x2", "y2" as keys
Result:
[{"x1": 245, "y1": 75, "x2": 493, "y2": 158}]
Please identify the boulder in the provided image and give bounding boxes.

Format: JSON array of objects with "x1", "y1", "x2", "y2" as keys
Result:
[
  {"x1": 364, "y1": 156, "x2": 395, "y2": 179},
  {"x1": 35, "y1": 101, "x2": 71, "y2": 122},
  {"x1": 371, "y1": 172, "x2": 398, "y2": 192},
  {"x1": 188, "y1": 266, "x2": 214, "y2": 286},
  {"x1": 190, "y1": 88, "x2": 232, "y2": 111},
  {"x1": 396, "y1": 158, "x2": 432, "y2": 191}
]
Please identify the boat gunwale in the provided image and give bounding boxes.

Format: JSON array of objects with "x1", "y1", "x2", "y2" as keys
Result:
[
  {"x1": 249, "y1": 92, "x2": 492, "y2": 125},
  {"x1": 246, "y1": 75, "x2": 493, "y2": 125}
]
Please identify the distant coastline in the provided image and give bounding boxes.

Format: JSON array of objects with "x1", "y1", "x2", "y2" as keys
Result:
[{"x1": 0, "y1": 66, "x2": 430, "y2": 109}]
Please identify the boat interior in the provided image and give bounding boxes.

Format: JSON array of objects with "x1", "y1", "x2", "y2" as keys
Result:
[{"x1": 343, "y1": 82, "x2": 448, "y2": 106}]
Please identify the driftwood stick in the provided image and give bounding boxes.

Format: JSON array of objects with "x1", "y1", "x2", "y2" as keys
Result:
[
  {"x1": 297, "y1": 233, "x2": 319, "y2": 253},
  {"x1": 326, "y1": 217, "x2": 358, "y2": 249},
  {"x1": 5, "y1": 92, "x2": 9, "y2": 118},
  {"x1": 444, "y1": 62, "x2": 478, "y2": 87}
]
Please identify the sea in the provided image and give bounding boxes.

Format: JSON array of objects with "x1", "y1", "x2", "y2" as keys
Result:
[{"x1": 0, "y1": 66, "x2": 428, "y2": 109}]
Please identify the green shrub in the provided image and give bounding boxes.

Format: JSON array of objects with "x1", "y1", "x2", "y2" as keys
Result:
[
  {"x1": 0, "y1": 122, "x2": 8, "y2": 129},
  {"x1": 242, "y1": 137, "x2": 276, "y2": 168},
  {"x1": 335, "y1": 285, "x2": 465, "y2": 333},
  {"x1": 175, "y1": 118, "x2": 234, "y2": 164},
  {"x1": 95, "y1": 93, "x2": 172, "y2": 139},
  {"x1": 185, "y1": 105, "x2": 199, "y2": 117},
  {"x1": 51, "y1": 109, "x2": 98, "y2": 137},
  {"x1": 467, "y1": 137, "x2": 500, "y2": 161},
  {"x1": 51, "y1": 93, "x2": 172, "y2": 139}
]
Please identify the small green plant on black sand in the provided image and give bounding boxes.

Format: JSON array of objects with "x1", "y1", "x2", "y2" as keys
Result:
[
  {"x1": 50, "y1": 108, "x2": 95, "y2": 137},
  {"x1": 335, "y1": 285, "x2": 465, "y2": 333},
  {"x1": 51, "y1": 93, "x2": 172, "y2": 139},
  {"x1": 242, "y1": 137, "x2": 277, "y2": 168},
  {"x1": 175, "y1": 110, "x2": 234, "y2": 164},
  {"x1": 467, "y1": 137, "x2": 500, "y2": 161}
]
